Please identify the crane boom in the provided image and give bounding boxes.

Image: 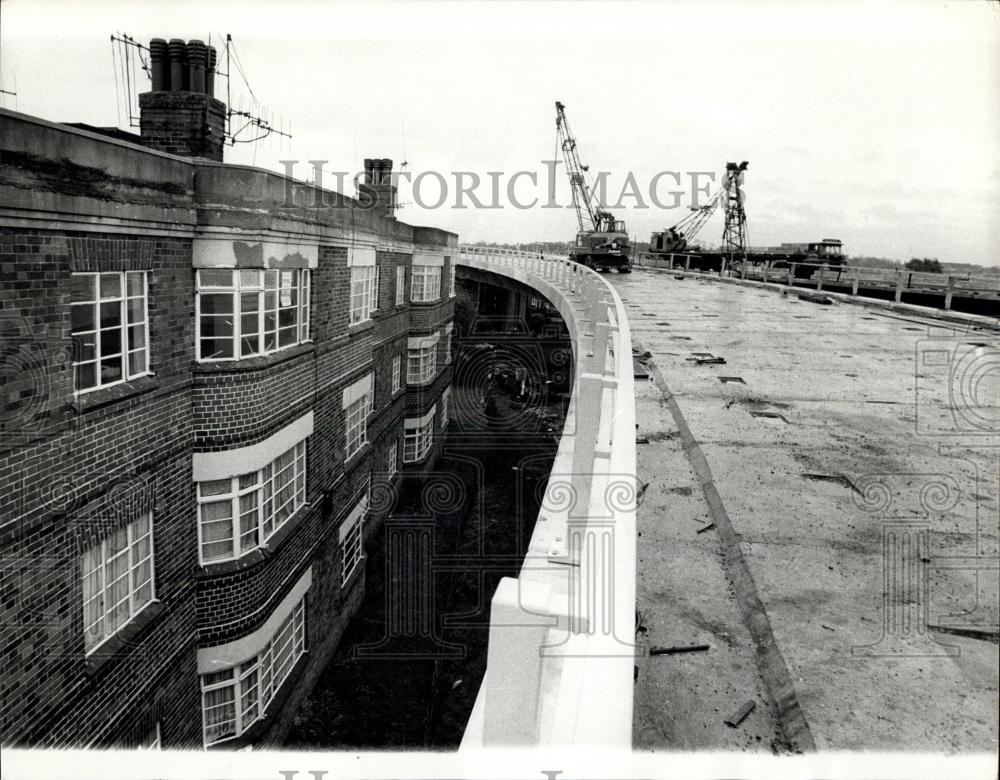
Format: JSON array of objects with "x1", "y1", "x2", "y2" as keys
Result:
[
  {"x1": 555, "y1": 101, "x2": 597, "y2": 232},
  {"x1": 553, "y1": 101, "x2": 632, "y2": 272}
]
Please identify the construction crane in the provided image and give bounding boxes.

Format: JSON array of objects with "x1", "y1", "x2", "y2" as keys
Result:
[
  {"x1": 720, "y1": 161, "x2": 749, "y2": 267},
  {"x1": 554, "y1": 101, "x2": 631, "y2": 272},
  {"x1": 648, "y1": 161, "x2": 749, "y2": 265}
]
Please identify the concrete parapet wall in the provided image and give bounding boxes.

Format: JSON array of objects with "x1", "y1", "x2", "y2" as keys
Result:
[{"x1": 456, "y1": 247, "x2": 637, "y2": 749}]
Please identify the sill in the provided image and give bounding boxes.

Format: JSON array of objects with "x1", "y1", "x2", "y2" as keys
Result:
[
  {"x1": 410, "y1": 298, "x2": 442, "y2": 306},
  {"x1": 198, "y1": 503, "x2": 311, "y2": 577},
  {"x1": 194, "y1": 342, "x2": 314, "y2": 375},
  {"x1": 72, "y1": 373, "x2": 159, "y2": 414},
  {"x1": 348, "y1": 320, "x2": 375, "y2": 337},
  {"x1": 84, "y1": 600, "x2": 166, "y2": 678}
]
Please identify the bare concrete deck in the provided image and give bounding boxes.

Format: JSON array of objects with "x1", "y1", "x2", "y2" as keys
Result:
[{"x1": 617, "y1": 268, "x2": 999, "y2": 753}]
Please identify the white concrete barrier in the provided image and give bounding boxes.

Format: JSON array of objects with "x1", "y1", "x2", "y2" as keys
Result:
[{"x1": 456, "y1": 245, "x2": 637, "y2": 749}]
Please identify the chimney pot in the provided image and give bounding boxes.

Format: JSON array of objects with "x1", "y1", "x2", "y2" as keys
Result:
[
  {"x1": 167, "y1": 39, "x2": 188, "y2": 91},
  {"x1": 206, "y1": 46, "x2": 217, "y2": 97},
  {"x1": 187, "y1": 40, "x2": 208, "y2": 94},
  {"x1": 149, "y1": 39, "x2": 168, "y2": 91}
]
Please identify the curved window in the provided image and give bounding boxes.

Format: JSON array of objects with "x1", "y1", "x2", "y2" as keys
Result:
[
  {"x1": 197, "y1": 441, "x2": 306, "y2": 564},
  {"x1": 200, "y1": 598, "x2": 306, "y2": 746},
  {"x1": 196, "y1": 269, "x2": 310, "y2": 361}
]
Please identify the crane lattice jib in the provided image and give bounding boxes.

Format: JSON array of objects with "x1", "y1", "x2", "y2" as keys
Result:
[{"x1": 555, "y1": 101, "x2": 599, "y2": 233}]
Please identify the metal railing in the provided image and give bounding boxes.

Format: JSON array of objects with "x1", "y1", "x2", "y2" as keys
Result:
[
  {"x1": 637, "y1": 253, "x2": 1000, "y2": 311},
  {"x1": 456, "y1": 245, "x2": 637, "y2": 748}
]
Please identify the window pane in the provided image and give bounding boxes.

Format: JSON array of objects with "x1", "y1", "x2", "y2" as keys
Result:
[
  {"x1": 73, "y1": 334, "x2": 96, "y2": 363},
  {"x1": 127, "y1": 297, "x2": 145, "y2": 325},
  {"x1": 71, "y1": 274, "x2": 94, "y2": 304},
  {"x1": 239, "y1": 269, "x2": 262, "y2": 288},
  {"x1": 198, "y1": 269, "x2": 233, "y2": 288},
  {"x1": 100, "y1": 355, "x2": 123, "y2": 383},
  {"x1": 100, "y1": 300, "x2": 122, "y2": 330},
  {"x1": 100, "y1": 274, "x2": 121, "y2": 299},
  {"x1": 126, "y1": 272, "x2": 145, "y2": 298},
  {"x1": 128, "y1": 324, "x2": 146, "y2": 350},
  {"x1": 199, "y1": 294, "x2": 233, "y2": 316},
  {"x1": 71, "y1": 303, "x2": 95, "y2": 332},
  {"x1": 198, "y1": 479, "x2": 233, "y2": 496},
  {"x1": 128, "y1": 351, "x2": 147, "y2": 377},
  {"x1": 100, "y1": 327, "x2": 122, "y2": 357}
]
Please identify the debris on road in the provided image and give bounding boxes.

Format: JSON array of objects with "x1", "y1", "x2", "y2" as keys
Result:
[
  {"x1": 650, "y1": 644, "x2": 711, "y2": 656},
  {"x1": 696, "y1": 522, "x2": 716, "y2": 534},
  {"x1": 725, "y1": 700, "x2": 757, "y2": 727}
]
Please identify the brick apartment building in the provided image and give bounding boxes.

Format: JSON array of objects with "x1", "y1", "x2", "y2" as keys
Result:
[{"x1": 0, "y1": 39, "x2": 456, "y2": 748}]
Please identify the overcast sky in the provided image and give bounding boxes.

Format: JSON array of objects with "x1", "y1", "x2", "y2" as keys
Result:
[{"x1": 3, "y1": 0, "x2": 999, "y2": 265}]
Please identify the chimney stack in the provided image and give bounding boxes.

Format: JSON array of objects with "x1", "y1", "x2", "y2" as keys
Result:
[
  {"x1": 139, "y1": 37, "x2": 226, "y2": 161},
  {"x1": 358, "y1": 157, "x2": 397, "y2": 219}
]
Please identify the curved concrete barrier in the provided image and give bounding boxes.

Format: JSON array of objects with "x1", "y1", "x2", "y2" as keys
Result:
[{"x1": 456, "y1": 246, "x2": 637, "y2": 748}]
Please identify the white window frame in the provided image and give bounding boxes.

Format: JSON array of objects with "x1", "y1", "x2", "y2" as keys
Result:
[
  {"x1": 403, "y1": 406, "x2": 436, "y2": 463},
  {"x1": 395, "y1": 265, "x2": 406, "y2": 306},
  {"x1": 345, "y1": 395, "x2": 370, "y2": 460},
  {"x1": 391, "y1": 355, "x2": 402, "y2": 394},
  {"x1": 196, "y1": 269, "x2": 310, "y2": 362},
  {"x1": 340, "y1": 493, "x2": 368, "y2": 584},
  {"x1": 71, "y1": 271, "x2": 150, "y2": 394},
  {"x1": 407, "y1": 334, "x2": 439, "y2": 386},
  {"x1": 448, "y1": 259, "x2": 456, "y2": 298},
  {"x1": 82, "y1": 512, "x2": 156, "y2": 655},
  {"x1": 388, "y1": 441, "x2": 398, "y2": 478},
  {"x1": 410, "y1": 265, "x2": 441, "y2": 303},
  {"x1": 200, "y1": 598, "x2": 306, "y2": 746},
  {"x1": 196, "y1": 441, "x2": 307, "y2": 565},
  {"x1": 349, "y1": 265, "x2": 379, "y2": 325}
]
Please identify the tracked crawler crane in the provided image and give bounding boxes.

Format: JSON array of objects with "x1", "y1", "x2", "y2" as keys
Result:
[{"x1": 555, "y1": 101, "x2": 631, "y2": 272}]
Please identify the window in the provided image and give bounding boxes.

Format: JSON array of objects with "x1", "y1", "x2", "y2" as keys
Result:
[
  {"x1": 196, "y1": 269, "x2": 310, "y2": 361},
  {"x1": 395, "y1": 265, "x2": 406, "y2": 306},
  {"x1": 82, "y1": 513, "x2": 155, "y2": 654},
  {"x1": 391, "y1": 355, "x2": 401, "y2": 393},
  {"x1": 448, "y1": 258, "x2": 456, "y2": 297},
  {"x1": 71, "y1": 271, "x2": 149, "y2": 393},
  {"x1": 340, "y1": 494, "x2": 368, "y2": 584},
  {"x1": 407, "y1": 335, "x2": 439, "y2": 385},
  {"x1": 343, "y1": 373, "x2": 373, "y2": 461},
  {"x1": 345, "y1": 395, "x2": 370, "y2": 459},
  {"x1": 197, "y1": 441, "x2": 306, "y2": 564},
  {"x1": 403, "y1": 407, "x2": 435, "y2": 463},
  {"x1": 410, "y1": 265, "x2": 441, "y2": 302},
  {"x1": 388, "y1": 441, "x2": 398, "y2": 478},
  {"x1": 441, "y1": 388, "x2": 451, "y2": 428},
  {"x1": 201, "y1": 598, "x2": 306, "y2": 746},
  {"x1": 349, "y1": 265, "x2": 379, "y2": 324}
]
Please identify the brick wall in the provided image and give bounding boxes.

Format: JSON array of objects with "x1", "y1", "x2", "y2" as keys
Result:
[{"x1": 1, "y1": 111, "x2": 458, "y2": 748}]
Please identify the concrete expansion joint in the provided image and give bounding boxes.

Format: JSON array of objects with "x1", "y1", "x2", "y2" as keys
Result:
[{"x1": 635, "y1": 338, "x2": 817, "y2": 754}]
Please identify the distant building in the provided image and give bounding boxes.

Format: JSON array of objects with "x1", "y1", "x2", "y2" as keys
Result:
[{"x1": 0, "y1": 38, "x2": 456, "y2": 748}]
